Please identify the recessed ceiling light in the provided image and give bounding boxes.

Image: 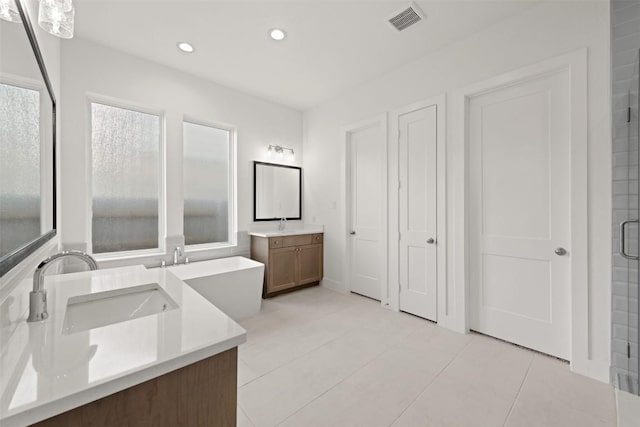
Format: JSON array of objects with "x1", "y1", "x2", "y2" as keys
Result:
[
  {"x1": 269, "y1": 28, "x2": 287, "y2": 41},
  {"x1": 177, "y1": 42, "x2": 194, "y2": 53}
]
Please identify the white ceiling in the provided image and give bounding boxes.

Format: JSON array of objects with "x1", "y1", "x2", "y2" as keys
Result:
[{"x1": 74, "y1": 1, "x2": 536, "y2": 110}]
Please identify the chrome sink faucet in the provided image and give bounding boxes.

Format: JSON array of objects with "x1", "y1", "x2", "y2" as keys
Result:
[
  {"x1": 28, "y1": 251, "x2": 99, "y2": 323},
  {"x1": 173, "y1": 246, "x2": 183, "y2": 265},
  {"x1": 279, "y1": 217, "x2": 287, "y2": 231}
]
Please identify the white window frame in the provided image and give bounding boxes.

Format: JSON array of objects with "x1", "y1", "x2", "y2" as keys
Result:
[
  {"x1": 85, "y1": 93, "x2": 166, "y2": 260},
  {"x1": 182, "y1": 116, "x2": 237, "y2": 253}
]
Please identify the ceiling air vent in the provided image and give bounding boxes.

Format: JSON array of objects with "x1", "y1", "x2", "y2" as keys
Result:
[{"x1": 388, "y1": 2, "x2": 425, "y2": 32}]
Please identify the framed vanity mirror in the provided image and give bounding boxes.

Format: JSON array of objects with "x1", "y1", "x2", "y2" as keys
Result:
[
  {"x1": 253, "y1": 161, "x2": 302, "y2": 221},
  {"x1": 0, "y1": 2, "x2": 57, "y2": 277}
]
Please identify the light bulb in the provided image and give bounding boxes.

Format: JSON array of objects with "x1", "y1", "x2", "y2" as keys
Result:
[
  {"x1": 177, "y1": 42, "x2": 194, "y2": 53},
  {"x1": 269, "y1": 28, "x2": 287, "y2": 41}
]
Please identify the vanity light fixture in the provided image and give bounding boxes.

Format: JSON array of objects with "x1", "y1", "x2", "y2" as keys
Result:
[
  {"x1": 269, "y1": 28, "x2": 287, "y2": 41},
  {"x1": 268, "y1": 144, "x2": 294, "y2": 159},
  {"x1": 0, "y1": 0, "x2": 21, "y2": 23},
  {"x1": 38, "y1": 0, "x2": 75, "y2": 39},
  {"x1": 177, "y1": 42, "x2": 195, "y2": 53}
]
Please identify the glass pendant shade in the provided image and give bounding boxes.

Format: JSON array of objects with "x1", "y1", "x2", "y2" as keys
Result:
[
  {"x1": 41, "y1": 0, "x2": 72, "y2": 12},
  {"x1": 0, "y1": 0, "x2": 22, "y2": 23},
  {"x1": 38, "y1": 0, "x2": 74, "y2": 38}
]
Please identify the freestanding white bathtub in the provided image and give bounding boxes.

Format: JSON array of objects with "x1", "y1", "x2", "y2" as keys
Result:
[{"x1": 167, "y1": 256, "x2": 264, "y2": 321}]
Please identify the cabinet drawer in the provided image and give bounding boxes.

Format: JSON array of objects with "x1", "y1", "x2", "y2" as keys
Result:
[
  {"x1": 269, "y1": 237, "x2": 283, "y2": 249},
  {"x1": 282, "y1": 234, "x2": 313, "y2": 247},
  {"x1": 311, "y1": 234, "x2": 323, "y2": 244}
]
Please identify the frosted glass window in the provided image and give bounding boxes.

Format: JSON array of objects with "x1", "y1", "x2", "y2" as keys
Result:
[
  {"x1": 183, "y1": 122, "x2": 230, "y2": 246},
  {"x1": 0, "y1": 83, "x2": 41, "y2": 257},
  {"x1": 91, "y1": 102, "x2": 161, "y2": 254}
]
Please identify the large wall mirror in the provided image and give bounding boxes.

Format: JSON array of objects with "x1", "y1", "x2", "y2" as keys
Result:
[
  {"x1": 0, "y1": 2, "x2": 57, "y2": 277},
  {"x1": 253, "y1": 161, "x2": 302, "y2": 221}
]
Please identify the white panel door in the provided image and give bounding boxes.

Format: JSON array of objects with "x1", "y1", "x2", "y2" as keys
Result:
[
  {"x1": 398, "y1": 105, "x2": 437, "y2": 321},
  {"x1": 348, "y1": 122, "x2": 384, "y2": 300},
  {"x1": 469, "y1": 70, "x2": 571, "y2": 359}
]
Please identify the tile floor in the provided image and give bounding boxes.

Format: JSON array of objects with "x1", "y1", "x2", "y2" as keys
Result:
[{"x1": 236, "y1": 286, "x2": 616, "y2": 427}]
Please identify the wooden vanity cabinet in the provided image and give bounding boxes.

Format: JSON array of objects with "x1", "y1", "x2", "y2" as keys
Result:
[
  {"x1": 251, "y1": 233, "x2": 323, "y2": 297},
  {"x1": 32, "y1": 348, "x2": 238, "y2": 427}
]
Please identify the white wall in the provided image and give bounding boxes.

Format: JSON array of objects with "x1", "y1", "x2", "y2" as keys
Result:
[
  {"x1": 303, "y1": 1, "x2": 611, "y2": 381},
  {"x1": 59, "y1": 38, "x2": 303, "y2": 267}
]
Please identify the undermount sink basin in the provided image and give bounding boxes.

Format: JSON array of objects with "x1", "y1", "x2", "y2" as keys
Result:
[{"x1": 62, "y1": 283, "x2": 178, "y2": 334}]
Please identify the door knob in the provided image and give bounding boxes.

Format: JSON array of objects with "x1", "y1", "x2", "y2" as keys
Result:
[
  {"x1": 350, "y1": 231, "x2": 356, "y2": 235},
  {"x1": 554, "y1": 247, "x2": 567, "y2": 256},
  {"x1": 426, "y1": 238, "x2": 436, "y2": 244}
]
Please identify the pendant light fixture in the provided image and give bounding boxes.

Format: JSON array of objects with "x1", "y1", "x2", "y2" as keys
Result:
[
  {"x1": 38, "y1": 0, "x2": 74, "y2": 39},
  {"x1": 0, "y1": 0, "x2": 21, "y2": 23}
]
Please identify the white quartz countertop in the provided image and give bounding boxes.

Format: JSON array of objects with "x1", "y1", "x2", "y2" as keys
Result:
[
  {"x1": 249, "y1": 227, "x2": 324, "y2": 238},
  {"x1": 0, "y1": 266, "x2": 246, "y2": 427}
]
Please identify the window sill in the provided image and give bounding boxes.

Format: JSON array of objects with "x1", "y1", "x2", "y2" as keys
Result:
[
  {"x1": 91, "y1": 243, "x2": 244, "y2": 271},
  {"x1": 93, "y1": 249, "x2": 165, "y2": 263},
  {"x1": 185, "y1": 242, "x2": 237, "y2": 254}
]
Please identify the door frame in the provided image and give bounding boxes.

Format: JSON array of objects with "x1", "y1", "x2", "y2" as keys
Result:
[
  {"x1": 451, "y1": 49, "x2": 594, "y2": 376},
  {"x1": 343, "y1": 114, "x2": 389, "y2": 306},
  {"x1": 388, "y1": 94, "x2": 447, "y2": 318}
]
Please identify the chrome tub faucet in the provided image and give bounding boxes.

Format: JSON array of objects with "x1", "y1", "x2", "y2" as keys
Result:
[{"x1": 173, "y1": 246, "x2": 183, "y2": 265}]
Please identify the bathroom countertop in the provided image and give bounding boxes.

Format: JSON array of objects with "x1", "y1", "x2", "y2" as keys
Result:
[
  {"x1": 0, "y1": 266, "x2": 246, "y2": 427},
  {"x1": 249, "y1": 226, "x2": 324, "y2": 238}
]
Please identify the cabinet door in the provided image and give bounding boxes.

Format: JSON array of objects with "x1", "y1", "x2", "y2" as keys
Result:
[
  {"x1": 268, "y1": 247, "x2": 298, "y2": 293},
  {"x1": 298, "y1": 244, "x2": 323, "y2": 285}
]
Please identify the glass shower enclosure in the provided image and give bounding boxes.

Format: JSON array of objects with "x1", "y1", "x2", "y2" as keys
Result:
[{"x1": 616, "y1": 49, "x2": 640, "y2": 395}]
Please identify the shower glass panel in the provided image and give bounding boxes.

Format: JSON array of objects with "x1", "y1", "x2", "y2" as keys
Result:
[{"x1": 616, "y1": 49, "x2": 640, "y2": 395}]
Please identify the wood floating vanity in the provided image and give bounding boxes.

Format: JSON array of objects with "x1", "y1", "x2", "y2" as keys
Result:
[{"x1": 250, "y1": 231, "x2": 323, "y2": 297}]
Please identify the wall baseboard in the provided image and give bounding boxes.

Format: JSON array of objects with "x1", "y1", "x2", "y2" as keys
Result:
[
  {"x1": 571, "y1": 359, "x2": 611, "y2": 384},
  {"x1": 321, "y1": 278, "x2": 347, "y2": 293}
]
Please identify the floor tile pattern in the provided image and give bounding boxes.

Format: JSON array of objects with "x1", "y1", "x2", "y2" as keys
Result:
[{"x1": 236, "y1": 287, "x2": 616, "y2": 427}]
